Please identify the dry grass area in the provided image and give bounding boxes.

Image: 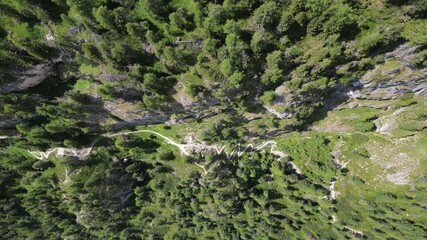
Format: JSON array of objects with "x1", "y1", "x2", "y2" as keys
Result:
[
  {"x1": 312, "y1": 116, "x2": 354, "y2": 133},
  {"x1": 364, "y1": 135, "x2": 423, "y2": 186},
  {"x1": 312, "y1": 98, "x2": 426, "y2": 188},
  {"x1": 103, "y1": 99, "x2": 148, "y2": 121}
]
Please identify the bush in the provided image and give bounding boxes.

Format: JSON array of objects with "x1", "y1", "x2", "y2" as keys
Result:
[
  {"x1": 221, "y1": 128, "x2": 238, "y2": 140},
  {"x1": 399, "y1": 121, "x2": 424, "y2": 132},
  {"x1": 98, "y1": 83, "x2": 116, "y2": 100},
  {"x1": 63, "y1": 139, "x2": 82, "y2": 148},
  {"x1": 359, "y1": 30, "x2": 382, "y2": 52},
  {"x1": 384, "y1": 0, "x2": 411, "y2": 6},
  {"x1": 60, "y1": 156, "x2": 83, "y2": 168},
  {"x1": 143, "y1": 74, "x2": 176, "y2": 95},
  {"x1": 261, "y1": 51, "x2": 287, "y2": 89},
  {"x1": 260, "y1": 91, "x2": 276, "y2": 105},
  {"x1": 402, "y1": 19, "x2": 427, "y2": 45},
  {"x1": 187, "y1": 83, "x2": 205, "y2": 97},
  {"x1": 398, "y1": 93, "x2": 417, "y2": 107},
  {"x1": 354, "y1": 121, "x2": 376, "y2": 132},
  {"x1": 322, "y1": 4, "x2": 357, "y2": 38},
  {"x1": 32, "y1": 160, "x2": 54, "y2": 170},
  {"x1": 157, "y1": 148, "x2": 175, "y2": 161},
  {"x1": 228, "y1": 71, "x2": 245, "y2": 88},
  {"x1": 142, "y1": 94, "x2": 168, "y2": 109},
  {"x1": 409, "y1": 49, "x2": 427, "y2": 68},
  {"x1": 252, "y1": 1, "x2": 280, "y2": 30},
  {"x1": 126, "y1": 162, "x2": 143, "y2": 173},
  {"x1": 354, "y1": 147, "x2": 370, "y2": 158},
  {"x1": 250, "y1": 31, "x2": 274, "y2": 55},
  {"x1": 348, "y1": 133, "x2": 370, "y2": 145}
]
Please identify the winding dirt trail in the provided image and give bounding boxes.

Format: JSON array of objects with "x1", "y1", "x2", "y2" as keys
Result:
[
  {"x1": 27, "y1": 130, "x2": 291, "y2": 162},
  {"x1": 106, "y1": 130, "x2": 191, "y2": 156},
  {"x1": 26, "y1": 129, "x2": 302, "y2": 180}
]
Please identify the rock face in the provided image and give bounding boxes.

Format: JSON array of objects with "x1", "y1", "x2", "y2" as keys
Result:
[
  {"x1": 0, "y1": 56, "x2": 63, "y2": 94},
  {"x1": 267, "y1": 45, "x2": 427, "y2": 118},
  {"x1": 0, "y1": 61, "x2": 54, "y2": 94},
  {"x1": 349, "y1": 44, "x2": 427, "y2": 100},
  {"x1": 262, "y1": 85, "x2": 297, "y2": 119},
  {"x1": 349, "y1": 69, "x2": 427, "y2": 100}
]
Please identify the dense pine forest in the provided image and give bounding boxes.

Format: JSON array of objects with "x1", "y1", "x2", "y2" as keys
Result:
[{"x1": 0, "y1": 0, "x2": 426, "y2": 239}]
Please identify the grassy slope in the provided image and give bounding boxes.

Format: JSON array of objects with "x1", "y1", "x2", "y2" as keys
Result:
[{"x1": 307, "y1": 98, "x2": 427, "y2": 238}]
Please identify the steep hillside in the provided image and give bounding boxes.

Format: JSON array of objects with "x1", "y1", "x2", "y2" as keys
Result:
[{"x1": 0, "y1": 0, "x2": 426, "y2": 239}]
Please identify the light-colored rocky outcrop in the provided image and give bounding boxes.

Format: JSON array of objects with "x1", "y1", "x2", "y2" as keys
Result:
[
  {"x1": 348, "y1": 44, "x2": 427, "y2": 100},
  {"x1": 0, "y1": 56, "x2": 63, "y2": 94}
]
